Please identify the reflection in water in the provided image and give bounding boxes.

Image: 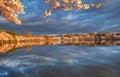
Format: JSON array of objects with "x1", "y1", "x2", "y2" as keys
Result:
[
  {"x1": 0, "y1": 32, "x2": 120, "y2": 54},
  {"x1": 0, "y1": 38, "x2": 120, "y2": 54},
  {"x1": 0, "y1": 46, "x2": 120, "y2": 77},
  {"x1": 0, "y1": 33, "x2": 120, "y2": 77}
]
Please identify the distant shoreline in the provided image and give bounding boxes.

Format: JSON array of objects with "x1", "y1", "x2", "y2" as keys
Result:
[{"x1": 0, "y1": 30, "x2": 120, "y2": 45}]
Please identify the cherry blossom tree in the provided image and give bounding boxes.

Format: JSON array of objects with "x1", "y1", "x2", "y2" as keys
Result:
[
  {"x1": 0, "y1": 0, "x2": 25, "y2": 24},
  {"x1": 44, "y1": 0, "x2": 101, "y2": 16}
]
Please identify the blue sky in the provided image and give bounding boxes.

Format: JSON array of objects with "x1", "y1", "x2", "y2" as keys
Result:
[{"x1": 0, "y1": 0, "x2": 120, "y2": 34}]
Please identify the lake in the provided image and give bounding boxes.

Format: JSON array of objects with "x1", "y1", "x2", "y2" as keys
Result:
[{"x1": 0, "y1": 46, "x2": 120, "y2": 77}]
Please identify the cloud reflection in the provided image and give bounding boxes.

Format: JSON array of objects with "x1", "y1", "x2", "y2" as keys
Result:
[{"x1": 0, "y1": 46, "x2": 120, "y2": 77}]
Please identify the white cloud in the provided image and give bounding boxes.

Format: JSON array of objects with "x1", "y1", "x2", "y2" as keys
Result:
[
  {"x1": 61, "y1": 14, "x2": 74, "y2": 21},
  {"x1": 0, "y1": 17, "x2": 8, "y2": 23}
]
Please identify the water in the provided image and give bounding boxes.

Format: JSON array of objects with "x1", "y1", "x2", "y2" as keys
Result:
[{"x1": 0, "y1": 46, "x2": 120, "y2": 77}]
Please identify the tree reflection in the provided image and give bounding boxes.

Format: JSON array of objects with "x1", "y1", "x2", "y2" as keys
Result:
[{"x1": 0, "y1": 38, "x2": 120, "y2": 55}]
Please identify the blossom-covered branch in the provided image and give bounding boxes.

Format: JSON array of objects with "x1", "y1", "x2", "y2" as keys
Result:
[
  {"x1": 0, "y1": 0, "x2": 25, "y2": 24},
  {"x1": 44, "y1": 0, "x2": 101, "y2": 16}
]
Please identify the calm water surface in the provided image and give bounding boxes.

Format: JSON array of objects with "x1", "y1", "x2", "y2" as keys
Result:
[{"x1": 0, "y1": 46, "x2": 120, "y2": 77}]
